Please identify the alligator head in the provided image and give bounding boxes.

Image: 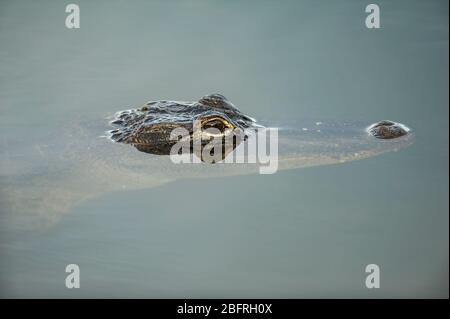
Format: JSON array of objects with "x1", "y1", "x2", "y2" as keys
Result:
[{"x1": 108, "y1": 94, "x2": 261, "y2": 163}]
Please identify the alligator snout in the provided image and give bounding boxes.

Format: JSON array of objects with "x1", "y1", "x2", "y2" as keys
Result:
[{"x1": 367, "y1": 120, "x2": 410, "y2": 139}]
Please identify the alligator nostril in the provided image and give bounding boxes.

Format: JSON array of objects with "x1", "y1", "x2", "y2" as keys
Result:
[{"x1": 367, "y1": 121, "x2": 410, "y2": 139}]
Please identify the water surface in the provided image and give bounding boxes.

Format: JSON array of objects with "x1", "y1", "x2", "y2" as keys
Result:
[{"x1": 0, "y1": 0, "x2": 448, "y2": 298}]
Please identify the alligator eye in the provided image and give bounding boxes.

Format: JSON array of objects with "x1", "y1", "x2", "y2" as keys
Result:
[
  {"x1": 202, "y1": 118, "x2": 228, "y2": 131},
  {"x1": 200, "y1": 116, "x2": 235, "y2": 135}
]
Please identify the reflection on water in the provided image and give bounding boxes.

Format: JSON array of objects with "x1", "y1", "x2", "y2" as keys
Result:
[{"x1": 0, "y1": 0, "x2": 448, "y2": 298}]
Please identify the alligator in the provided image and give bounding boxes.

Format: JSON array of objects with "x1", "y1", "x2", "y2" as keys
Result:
[{"x1": 0, "y1": 93, "x2": 414, "y2": 229}]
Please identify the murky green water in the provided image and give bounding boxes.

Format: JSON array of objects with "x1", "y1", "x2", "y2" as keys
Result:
[{"x1": 0, "y1": 0, "x2": 448, "y2": 298}]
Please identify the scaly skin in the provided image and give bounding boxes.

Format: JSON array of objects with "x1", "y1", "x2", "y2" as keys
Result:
[{"x1": 107, "y1": 94, "x2": 260, "y2": 161}]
